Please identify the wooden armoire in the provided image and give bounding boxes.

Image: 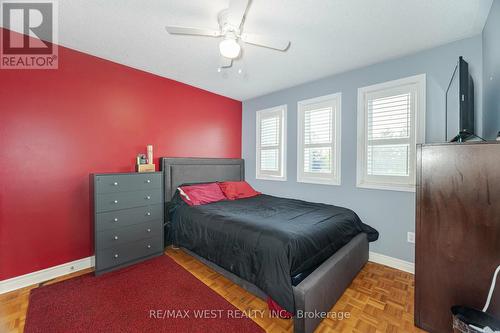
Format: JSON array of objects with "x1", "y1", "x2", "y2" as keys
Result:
[{"x1": 415, "y1": 142, "x2": 500, "y2": 332}]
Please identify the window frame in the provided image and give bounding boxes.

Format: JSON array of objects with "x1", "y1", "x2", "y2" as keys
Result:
[
  {"x1": 297, "y1": 92, "x2": 342, "y2": 186},
  {"x1": 356, "y1": 74, "x2": 426, "y2": 192},
  {"x1": 255, "y1": 105, "x2": 287, "y2": 181}
]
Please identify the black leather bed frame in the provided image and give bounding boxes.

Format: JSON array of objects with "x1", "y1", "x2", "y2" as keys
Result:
[{"x1": 160, "y1": 157, "x2": 368, "y2": 333}]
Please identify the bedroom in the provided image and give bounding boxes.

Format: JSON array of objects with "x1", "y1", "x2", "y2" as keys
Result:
[{"x1": 0, "y1": 1, "x2": 499, "y2": 332}]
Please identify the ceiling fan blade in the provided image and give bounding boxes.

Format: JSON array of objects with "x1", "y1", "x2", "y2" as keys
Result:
[
  {"x1": 241, "y1": 33, "x2": 290, "y2": 51},
  {"x1": 228, "y1": 0, "x2": 250, "y2": 28},
  {"x1": 165, "y1": 26, "x2": 221, "y2": 37},
  {"x1": 219, "y1": 57, "x2": 233, "y2": 69}
]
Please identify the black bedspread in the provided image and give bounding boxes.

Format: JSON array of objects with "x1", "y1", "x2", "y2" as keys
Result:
[{"x1": 168, "y1": 193, "x2": 378, "y2": 313}]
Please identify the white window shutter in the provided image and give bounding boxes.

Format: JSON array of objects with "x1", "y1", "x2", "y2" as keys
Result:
[
  {"x1": 260, "y1": 116, "x2": 280, "y2": 171},
  {"x1": 256, "y1": 105, "x2": 287, "y2": 181},
  {"x1": 357, "y1": 74, "x2": 426, "y2": 192},
  {"x1": 297, "y1": 93, "x2": 341, "y2": 185},
  {"x1": 367, "y1": 92, "x2": 412, "y2": 177}
]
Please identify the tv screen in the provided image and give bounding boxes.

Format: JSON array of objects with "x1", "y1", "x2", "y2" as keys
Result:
[{"x1": 446, "y1": 57, "x2": 475, "y2": 141}]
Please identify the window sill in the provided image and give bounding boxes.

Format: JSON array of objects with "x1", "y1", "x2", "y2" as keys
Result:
[
  {"x1": 297, "y1": 177, "x2": 341, "y2": 186},
  {"x1": 356, "y1": 182, "x2": 415, "y2": 192},
  {"x1": 256, "y1": 175, "x2": 287, "y2": 182}
]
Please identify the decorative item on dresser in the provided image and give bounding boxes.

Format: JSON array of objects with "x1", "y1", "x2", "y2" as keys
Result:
[
  {"x1": 91, "y1": 172, "x2": 164, "y2": 275},
  {"x1": 136, "y1": 144, "x2": 156, "y2": 173},
  {"x1": 415, "y1": 142, "x2": 500, "y2": 333}
]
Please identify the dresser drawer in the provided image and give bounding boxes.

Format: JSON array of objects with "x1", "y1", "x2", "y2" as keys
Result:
[
  {"x1": 95, "y1": 189, "x2": 162, "y2": 212},
  {"x1": 95, "y1": 236, "x2": 163, "y2": 273},
  {"x1": 96, "y1": 220, "x2": 161, "y2": 249},
  {"x1": 95, "y1": 204, "x2": 163, "y2": 232},
  {"x1": 95, "y1": 173, "x2": 162, "y2": 194}
]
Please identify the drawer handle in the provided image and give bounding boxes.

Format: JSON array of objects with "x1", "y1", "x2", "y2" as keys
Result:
[
  {"x1": 147, "y1": 245, "x2": 151, "y2": 249},
  {"x1": 146, "y1": 179, "x2": 151, "y2": 183},
  {"x1": 113, "y1": 200, "x2": 118, "y2": 204},
  {"x1": 146, "y1": 212, "x2": 151, "y2": 216},
  {"x1": 113, "y1": 182, "x2": 119, "y2": 186},
  {"x1": 146, "y1": 195, "x2": 151, "y2": 200},
  {"x1": 147, "y1": 228, "x2": 151, "y2": 233},
  {"x1": 113, "y1": 217, "x2": 118, "y2": 222},
  {"x1": 114, "y1": 254, "x2": 119, "y2": 259},
  {"x1": 114, "y1": 236, "x2": 118, "y2": 240}
]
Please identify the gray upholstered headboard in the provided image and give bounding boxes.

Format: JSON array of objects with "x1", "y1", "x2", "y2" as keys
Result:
[{"x1": 160, "y1": 157, "x2": 245, "y2": 202}]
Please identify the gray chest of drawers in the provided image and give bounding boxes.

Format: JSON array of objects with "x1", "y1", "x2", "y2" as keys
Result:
[{"x1": 92, "y1": 172, "x2": 164, "y2": 275}]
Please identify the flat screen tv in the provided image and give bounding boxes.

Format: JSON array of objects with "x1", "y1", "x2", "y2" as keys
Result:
[{"x1": 446, "y1": 56, "x2": 475, "y2": 142}]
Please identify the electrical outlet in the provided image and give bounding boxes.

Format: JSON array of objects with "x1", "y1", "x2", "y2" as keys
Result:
[{"x1": 407, "y1": 232, "x2": 415, "y2": 244}]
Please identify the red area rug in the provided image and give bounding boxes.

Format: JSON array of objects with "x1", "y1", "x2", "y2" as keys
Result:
[{"x1": 25, "y1": 255, "x2": 264, "y2": 333}]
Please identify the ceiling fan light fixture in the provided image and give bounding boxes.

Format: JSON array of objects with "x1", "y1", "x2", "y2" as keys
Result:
[
  {"x1": 219, "y1": 38, "x2": 241, "y2": 59},
  {"x1": 165, "y1": 0, "x2": 291, "y2": 69}
]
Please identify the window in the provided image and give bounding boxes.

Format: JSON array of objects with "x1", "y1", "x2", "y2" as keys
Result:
[
  {"x1": 297, "y1": 93, "x2": 341, "y2": 185},
  {"x1": 357, "y1": 74, "x2": 425, "y2": 192},
  {"x1": 256, "y1": 105, "x2": 287, "y2": 181}
]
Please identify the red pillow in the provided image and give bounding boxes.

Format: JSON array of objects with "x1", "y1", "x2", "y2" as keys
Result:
[
  {"x1": 218, "y1": 181, "x2": 261, "y2": 200},
  {"x1": 178, "y1": 183, "x2": 227, "y2": 206}
]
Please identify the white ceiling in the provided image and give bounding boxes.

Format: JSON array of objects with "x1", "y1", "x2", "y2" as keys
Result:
[{"x1": 6, "y1": 0, "x2": 494, "y2": 100}]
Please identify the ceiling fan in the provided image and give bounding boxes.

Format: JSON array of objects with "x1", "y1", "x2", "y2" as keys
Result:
[{"x1": 165, "y1": 0, "x2": 291, "y2": 70}]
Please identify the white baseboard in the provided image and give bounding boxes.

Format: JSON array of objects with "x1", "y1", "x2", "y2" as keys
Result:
[
  {"x1": 369, "y1": 251, "x2": 415, "y2": 274},
  {"x1": 0, "y1": 256, "x2": 95, "y2": 294},
  {"x1": 0, "y1": 252, "x2": 413, "y2": 294}
]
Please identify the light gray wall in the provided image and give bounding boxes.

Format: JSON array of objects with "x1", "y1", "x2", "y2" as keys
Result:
[
  {"x1": 483, "y1": 0, "x2": 500, "y2": 139},
  {"x1": 242, "y1": 35, "x2": 483, "y2": 263}
]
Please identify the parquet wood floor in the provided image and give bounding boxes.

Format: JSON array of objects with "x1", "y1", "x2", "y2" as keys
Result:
[{"x1": 0, "y1": 248, "x2": 427, "y2": 333}]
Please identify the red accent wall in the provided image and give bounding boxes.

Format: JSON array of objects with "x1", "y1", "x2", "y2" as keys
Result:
[{"x1": 0, "y1": 30, "x2": 242, "y2": 280}]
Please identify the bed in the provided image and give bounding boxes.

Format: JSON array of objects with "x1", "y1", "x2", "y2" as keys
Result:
[{"x1": 161, "y1": 157, "x2": 378, "y2": 333}]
